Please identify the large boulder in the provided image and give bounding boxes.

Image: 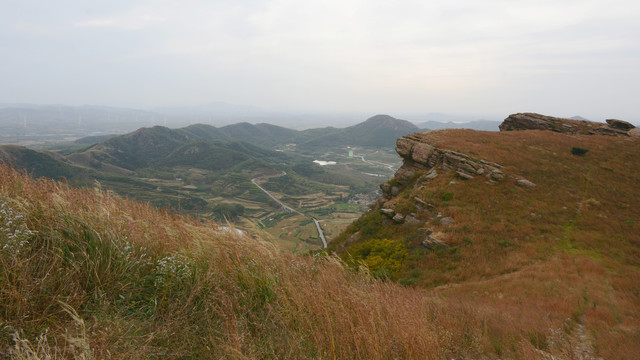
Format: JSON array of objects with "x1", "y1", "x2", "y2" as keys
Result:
[
  {"x1": 500, "y1": 113, "x2": 630, "y2": 137},
  {"x1": 606, "y1": 119, "x2": 635, "y2": 131},
  {"x1": 499, "y1": 113, "x2": 565, "y2": 132}
]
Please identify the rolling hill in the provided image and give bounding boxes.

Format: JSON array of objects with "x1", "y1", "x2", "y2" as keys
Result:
[
  {"x1": 299, "y1": 114, "x2": 419, "y2": 149},
  {"x1": 217, "y1": 122, "x2": 300, "y2": 148},
  {"x1": 67, "y1": 126, "x2": 194, "y2": 171},
  {"x1": 64, "y1": 114, "x2": 418, "y2": 174},
  {"x1": 67, "y1": 125, "x2": 289, "y2": 172},
  {"x1": 0, "y1": 144, "x2": 91, "y2": 184}
]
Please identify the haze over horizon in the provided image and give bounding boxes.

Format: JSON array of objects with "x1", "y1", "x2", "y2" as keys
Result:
[{"x1": 2, "y1": 0, "x2": 639, "y2": 122}]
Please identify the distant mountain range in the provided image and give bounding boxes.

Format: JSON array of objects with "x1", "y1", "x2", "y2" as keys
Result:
[
  {"x1": 3, "y1": 103, "x2": 639, "y2": 144},
  {"x1": 72, "y1": 114, "x2": 418, "y2": 149},
  {"x1": 1, "y1": 113, "x2": 417, "y2": 187},
  {"x1": 0, "y1": 103, "x2": 502, "y2": 143},
  {"x1": 0, "y1": 104, "x2": 415, "y2": 142},
  {"x1": 0, "y1": 113, "x2": 417, "y2": 215}
]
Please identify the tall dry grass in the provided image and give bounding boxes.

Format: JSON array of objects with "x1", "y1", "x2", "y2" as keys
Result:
[{"x1": 1, "y1": 161, "x2": 638, "y2": 359}]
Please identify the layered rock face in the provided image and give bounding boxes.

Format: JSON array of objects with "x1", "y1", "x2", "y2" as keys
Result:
[
  {"x1": 368, "y1": 133, "x2": 539, "y2": 249},
  {"x1": 391, "y1": 134, "x2": 506, "y2": 187},
  {"x1": 368, "y1": 136, "x2": 483, "y2": 245},
  {"x1": 499, "y1": 113, "x2": 635, "y2": 137}
]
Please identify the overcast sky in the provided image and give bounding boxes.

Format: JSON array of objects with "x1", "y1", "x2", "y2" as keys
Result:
[{"x1": 1, "y1": 0, "x2": 639, "y2": 121}]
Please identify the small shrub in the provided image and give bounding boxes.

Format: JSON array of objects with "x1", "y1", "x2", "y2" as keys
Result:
[
  {"x1": 440, "y1": 191, "x2": 454, "y2": 202},
  {"x1": 346, "y1": 238, "x2": 408, "y2": 278},
  {"x1": 571, "y1": 147, "x2": 589, "y2": 156}
]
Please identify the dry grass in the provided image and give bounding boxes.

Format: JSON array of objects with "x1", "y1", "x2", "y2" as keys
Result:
[
  {"x1": 1, "y1": 127, "x2": 639, "y2": 360},
  {"x1": 0, "y1": 162, "x2": 527, "y2": 358}
]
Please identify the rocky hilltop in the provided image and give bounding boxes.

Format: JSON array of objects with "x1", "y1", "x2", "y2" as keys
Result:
[
  {"x1": 329, "y1": 125, "x2": 640, "y2": 358},
  {"x1": 370, "y1": 133, "x2": 535, "y2": 249},
  {"x1": 499, "y1": 112, "x2": 638, "y2": 137}
]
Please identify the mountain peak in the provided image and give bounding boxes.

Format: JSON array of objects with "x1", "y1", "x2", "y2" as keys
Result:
[
  {"x1": 359, "y1": 114, "x2": 419, "y2": 131},
  {"x1": 364, "y1": 114, "x2": 397, "y2": 122}
]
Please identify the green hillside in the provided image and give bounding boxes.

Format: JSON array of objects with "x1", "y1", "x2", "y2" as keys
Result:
[
  {"x1": 300, "y1": 114, "x2": 419, "y2": 149},
  {"x1": 178, "y1": 123, "x2": 231, "y2": 143},
  {"x1": 0, "y1": 144, "x2": 91, "y2": 185},
  {"x1": 67, "y1": 126, "x2": 193, "y2": 170},
  {"x1": 218, "y1": 122, "x2": 301, "y2": 148}
]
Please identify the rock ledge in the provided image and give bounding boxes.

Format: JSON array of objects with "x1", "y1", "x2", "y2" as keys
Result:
[{"x1": 499, "y1": 113, "x2": 633, "y2": 137}]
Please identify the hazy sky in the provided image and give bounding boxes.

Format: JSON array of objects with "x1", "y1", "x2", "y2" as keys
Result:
[{"x1": 2, "y1": 0, "x2": 639, "y2": 120}]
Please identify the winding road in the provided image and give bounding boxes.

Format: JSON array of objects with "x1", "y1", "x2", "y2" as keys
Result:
[
  {"x1": 251, "y1": 172, "x2": 327, "y2": 248},
  {"x1": 354, "y1": 154, "x2": 396, "y2": 171}
]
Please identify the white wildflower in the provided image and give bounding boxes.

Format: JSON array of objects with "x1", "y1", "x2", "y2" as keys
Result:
[
  {"x1": 154, "y1": 254, "x2": 193, "y2": 287},
  {"x1": 0, "y1": 201, "x2": 37, "y2": 256}
]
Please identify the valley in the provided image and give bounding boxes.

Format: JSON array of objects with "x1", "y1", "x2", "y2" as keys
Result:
[
  {"x1": 0, "y1": 115, "x2": 407, "y2": 251},
  {"x1": 109, "y1": 144, "x2": 398, "y2": 253}
]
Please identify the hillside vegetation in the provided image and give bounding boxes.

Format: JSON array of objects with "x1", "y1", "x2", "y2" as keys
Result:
[
  {"x1": 2, "y1": 156, "x2": 630, "y2": 359},
  {"x1": 299, "y1": 114, "x2": 419, "y2": 149},
  {"x1": 331, "y1": 129, "x2": 640, "y2": 358},
  {"x1": 0, "y1": 145, "x2": 90, "y2": 184}
]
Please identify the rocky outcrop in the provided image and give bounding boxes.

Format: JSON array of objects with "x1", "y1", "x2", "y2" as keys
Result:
[
  {"x1": 499, "y1": 113, "x2": 633, "y2": 137},
  {"x1": 392, "y1": 134, "x2": 505, "y2": 188},
  {"x1": 606, "y1": 119, "x2": 635, "y2": 131},
  {"x1": 372, "y1": 133, "x2": 540, "y2": 235}
]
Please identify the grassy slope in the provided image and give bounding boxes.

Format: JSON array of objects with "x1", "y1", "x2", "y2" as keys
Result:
[
  {"x1": 0, "y1": 145, "x2": 93, "y2": 186},
  {"x1": 332, "y1": 129, "x2": 640, "y2": 358},
  {"x1": 1, "y1": 159, "x2": 626, "y2": 359}
]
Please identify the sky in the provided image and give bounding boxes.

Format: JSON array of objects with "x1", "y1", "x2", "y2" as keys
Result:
[{"x1": 1, "y1": 0, "x2": 639, "y2": 121}]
